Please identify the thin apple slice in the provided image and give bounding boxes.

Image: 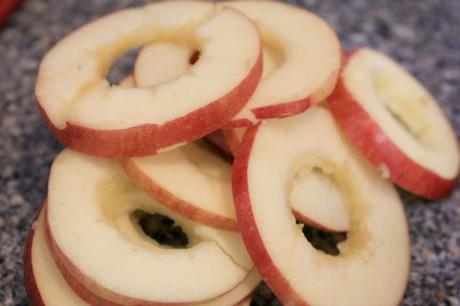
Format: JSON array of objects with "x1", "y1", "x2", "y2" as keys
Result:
[
  {"x1": 24, "y1": 207, "x2": 89, "y2": 306},
  {"x1": 36, "y1": 1, "x2": 262, "y2": 158},
  {"x1": 25, "y1": 204, "x2": 260, "y2": 306},
  {"x1": 123, "y1": 139, "x2": 350, "y2": 233},
  {"x1": 232, "y1": 107, "x2": 410, "y2": 306},
  {"x1": 329, "y1": 48, "x2": 460, "y2": 199},
  {"x1": 46, "y1": 149, "x2": 254, "y2": 305},
  {"x1": 133, "y1": 1, "x2": 340, "y2": 128}
]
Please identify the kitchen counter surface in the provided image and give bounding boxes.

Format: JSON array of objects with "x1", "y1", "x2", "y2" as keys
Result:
[{"x1": 1, "y1": 0, "x2": 459, "y2": 305}]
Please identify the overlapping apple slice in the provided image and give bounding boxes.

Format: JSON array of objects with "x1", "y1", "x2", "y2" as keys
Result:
[
  {"x1": 134, "y1": 0, "x2": 341, "y2": 128},
  {"x1": 25, "y1": 206, "x2": 260, "y2": 306},
  {"x1": 329, "y1": 48, "x2": 460, "y2": 199},
  {"x1": 45, "y1": 149, "x2": 256, "y2": 305},
  {"x1": 36, "y1": 0, "x2": 262, "y2": 158},
  {"x1": 232, "y1": 107, "x2": 410, "y2": 306}
]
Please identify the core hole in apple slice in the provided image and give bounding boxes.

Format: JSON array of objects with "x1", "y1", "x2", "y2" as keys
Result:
[
  {"x1": 134, "y1": 210, "x2": 190, "y2": 248},
  {"x1": 36, "y1": 1, "x2": 262, "y2": 158},
  {"x1": 134, "y1": 1, "x2": 341, "y2": 127},
  {"x1": 328, "y1": 48, "x2": 460, "y2": 199},
  {"x1": 232, "y1": 107, "x2": 410, "y2": 306},
  {"x1": 106, "y1": 48, "x2": 140, "y2": 85},
  {"x1": 46, "y1": 149, "x2": 254, "y2": 305}
]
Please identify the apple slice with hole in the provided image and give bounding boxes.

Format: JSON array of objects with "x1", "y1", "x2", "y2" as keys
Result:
[
  {"x1": 133, "y1": 1, "x2": 340, "y2": 128},
  {"x1": 45, "y1": 149, "x2": 254, "y2": 305},
  {"x1": 328, "y1": 48, "x2": 460, "y2": 199},
  {"x1": 24, "y1": 206, "x2": 89, "y2": 306},
  {"x1": 25, "y1": 204, "x2": 260, "y2": 306},
  {"x1": 123, "y1": 137, "x2": 350, "y2": 233},
  {"x1": 232, "y1": 107, "x2": 410, "y2": 306},
  {"x1": 36, "y1": 0, "x2": 262, "y2": 158}
]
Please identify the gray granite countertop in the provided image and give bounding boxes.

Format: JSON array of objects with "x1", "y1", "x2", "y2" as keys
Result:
[{"x1": 1, "y1": 0, "x2": 459, "y2": 305}]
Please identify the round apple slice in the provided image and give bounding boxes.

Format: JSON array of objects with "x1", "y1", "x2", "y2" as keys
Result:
[
  {"x1": 24, "y1": 206, "x2": 89, "y2": 306},
  {"x1": 232, "y1": 107, "x2": 410, "y2": 306},
  {"x1": 25, "y1": 204, "x2": 260, "y2": 306},
  {"x1": 36, "y1": 1, "x2": 262, "y2": 158},
  {"x1": 329, "y1": 48, "x2": 460, "y2": 199},
  {"x1": 123, "y1": 139, "x2": 350, "y2": 233},
  {"x1": 46, "y1": 149, "x2": 254, "y2": 305},
  {"x1": 134, "y1": 1, "x2": 340, "y2": 128}
]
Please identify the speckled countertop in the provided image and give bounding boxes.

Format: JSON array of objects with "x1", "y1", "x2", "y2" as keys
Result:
[{"x1": 0, "y1": 0, "x2": 459, "y2": 305}]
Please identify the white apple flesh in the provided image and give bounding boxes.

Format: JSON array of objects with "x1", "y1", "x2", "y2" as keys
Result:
[
  {"x1": 232, "y1": 107, "x2": 410, "y2": 306},
  {"x1": 329, "y1": 48, "x2": 459, "y2": 199},
  {"x1": 134, "y1": 0, "x2": 341, "y2": 127},
  {"x1": 46, "y1": 150, "x2": 254, "y2": 305},
  {"x1": 36, "y1": 1, "x2": 262, "y2": 157}
]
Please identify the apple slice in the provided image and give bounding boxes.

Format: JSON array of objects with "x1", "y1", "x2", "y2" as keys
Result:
[
  {"x1": 328, "y1": 48, "x2": 460, "y2": 199},
  {"x1": 36, "y1": 1, "x2": 262, "y2": 158},
  {"x1": 232, "y1": 107, "x2": 410, "y2": 306},
  {"x1": 24, "y1": 207, "x2": 89, "y2": 306},
  {"x1": 25, "y1": 204, "x2": 259, "y2": 306},
  {"x1": 123, "y1": 139, "x2": 350, "y2": 233},
  {"x1": 133, "y1": 1, "x2": 340, "y2": 128},
  {"x1": 46, "y1": 149, "x2": 254, "y2": 305}
]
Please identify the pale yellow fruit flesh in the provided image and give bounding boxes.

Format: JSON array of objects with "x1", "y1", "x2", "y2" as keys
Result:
[{"x1": 47, "y1": 150, "x2": 253, "y2": 303}]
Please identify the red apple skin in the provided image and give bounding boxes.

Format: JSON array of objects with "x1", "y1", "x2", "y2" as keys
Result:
[
  {"x1": 122, "y1": 158, "x2": 240, "y2": 232},
  {"x1": 0, "y1": 0, "x2": 23, "y2": 27},
  {"x1": 328, "y1": 51, "x2": 458, "y2": 200},
  {"x1": 232, "y1": 124, "x2": 309, "y2": 306},
  {"x1": 24, "y1": 209, "x2": 47, "y2": 306},
  {"x1": 251, "y1": 97, "x2": 312, "y2": 121},
  {"x1": 36, "y1": 51, "x2": 262, "y2": 158}
]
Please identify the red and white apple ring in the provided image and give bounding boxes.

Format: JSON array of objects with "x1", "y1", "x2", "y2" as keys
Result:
[
  {"x1": 36, "y1": 1, "x2": 262, "y2": 158},
  {"x1": 46, "y1": 150, "x2": 254, "y2": 305},
  {"x1": 329, "y1": 48, "x2": 460, "y2": 199},
  {"x1": 25, "y1": 205, "x2": 261, "y2": 306},
  {"x1": 24, "y1": 207, "x2": 89, "y2": 306},
  {"x1": 123, "y1": 138, "x2": 350, "y2": 233},
  {"x1": 134, "y1": 1, "x2": 341, "y2": 128},
  {"x1": 232, "y1": 107, "x2": 410, "y2": 306}
]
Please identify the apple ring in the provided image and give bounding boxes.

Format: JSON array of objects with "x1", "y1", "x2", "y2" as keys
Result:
[
  {"x1": 232, "y1": 107, "x2": 410, "y2": 306},
  {"x1": 45, "y1": 150, "x2": 254, "y2": 305},
  {"x1": 36, "y1": 1, "x2": 262, "y2": 158}
]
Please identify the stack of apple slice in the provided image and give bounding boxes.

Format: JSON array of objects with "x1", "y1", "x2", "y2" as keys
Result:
[{"x1": 24, "y1": 1, "x2": 459, "y2": 306}]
